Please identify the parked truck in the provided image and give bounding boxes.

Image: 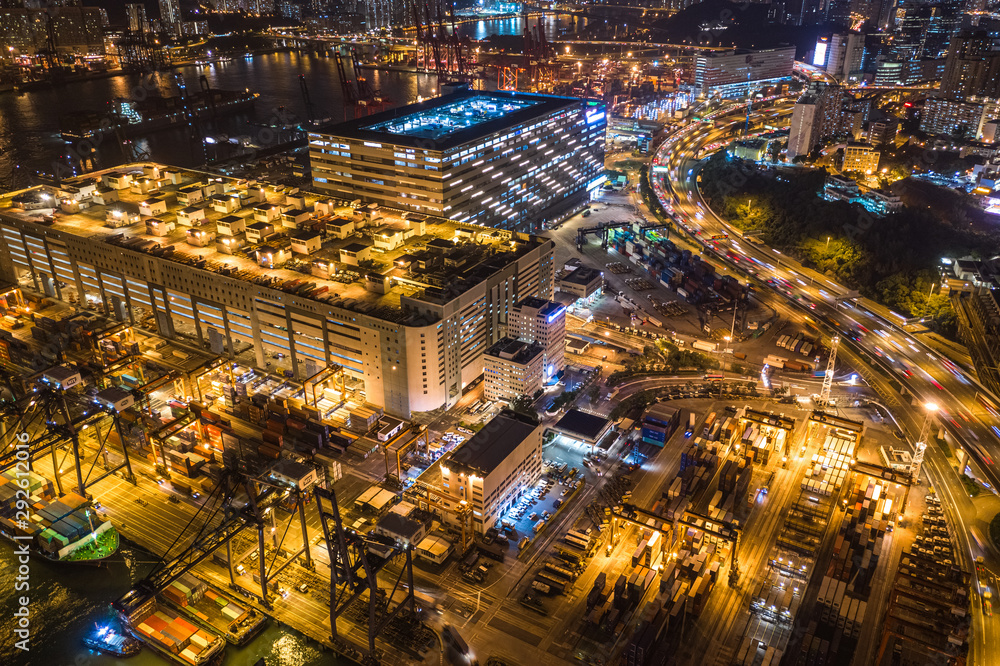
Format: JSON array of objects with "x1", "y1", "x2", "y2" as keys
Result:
[
  {"x1": 764, "y1": 355, "x2": 787, "y2": 369},
  {"x1": 692, "y1": 340, "x2": 717, "y2": 353}
]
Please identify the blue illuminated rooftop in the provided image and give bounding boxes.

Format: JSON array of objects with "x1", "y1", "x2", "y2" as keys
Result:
[
  {"x1": 315, "y1": 89, "x2": 588, "y2": 150},
  {"x1": 362, "y1": 95, "x2": 544, "y2": 141}
]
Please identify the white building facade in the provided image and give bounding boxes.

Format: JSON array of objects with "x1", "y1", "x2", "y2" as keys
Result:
[{"x1": 483, "y1": 338, "x2": 544, "y2": 403}]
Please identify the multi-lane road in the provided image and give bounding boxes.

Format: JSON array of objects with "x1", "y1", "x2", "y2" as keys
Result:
[
  {"x1": 650, "y1": 103, "x2": 1000, "y2": 663},
  {"x1": 654, "y1": 101, "x2": 1000, "y2": 488}
]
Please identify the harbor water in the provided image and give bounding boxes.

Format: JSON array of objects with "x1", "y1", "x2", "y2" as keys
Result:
[{"x1": 0, "y1": 541, "x2": 332, "y2": 666}]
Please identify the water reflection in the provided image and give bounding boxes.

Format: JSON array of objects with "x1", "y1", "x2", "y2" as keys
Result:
[{"x1": 0, "y1": 15, "x2": 587, "y2": 180}]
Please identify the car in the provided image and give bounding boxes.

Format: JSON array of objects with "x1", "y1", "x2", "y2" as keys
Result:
[
  {"x1": 529, "y1": 512, "x2": 538, "y2": 521},
  {"x1": 561, "y1": 489, "x2": 569, "y2": 497},
  {"x1": 298, "y1": 583, "x2": 309, "y2": 593},
  {"x1": 236, "y1": 564, "x2": 246, "y2": 576}
]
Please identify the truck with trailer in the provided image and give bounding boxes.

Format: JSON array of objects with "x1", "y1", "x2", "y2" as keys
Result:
[
  {"x1": 764, "y1": 355, "x2": 787, "y2": 369},
  {"x1": 692, "y1": 339, "x2": 716, "y2": 353},
  {"x1": 442, "y1": 625, "x2": 469, "y2": 656}
]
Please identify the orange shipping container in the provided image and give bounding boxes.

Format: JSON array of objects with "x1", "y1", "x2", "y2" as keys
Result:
[
  {"x1": 175, "y1": 617, "x2": 198, "y2": 634},
  {"x1": 145, "y1": 615, "x2": 168, "y2": 632}
]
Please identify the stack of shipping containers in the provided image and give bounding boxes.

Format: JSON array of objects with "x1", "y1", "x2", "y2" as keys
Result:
[{"x1": 801, "y1": 429, "x2": 854, "y2": 497}]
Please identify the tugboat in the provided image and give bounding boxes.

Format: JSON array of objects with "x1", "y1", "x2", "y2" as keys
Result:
[{"x1": 83, "y1": 623, "x2": 143, "y2": 657}]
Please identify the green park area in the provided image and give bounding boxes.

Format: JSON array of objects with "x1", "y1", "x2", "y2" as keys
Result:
[{"x1": 696, "y1": 153, "x2": 1000, "y2": 337}]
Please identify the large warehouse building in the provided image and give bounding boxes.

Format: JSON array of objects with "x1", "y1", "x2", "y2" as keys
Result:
[
  {"x1": 0, "y1": 163, "x2": 555, "y2": 418},
  {"x1": 692, "y1": 46, "x2": 796, "y2": 97},
  {"x1": 309, "y1": 88, "x2": 607, "y2": 232}
]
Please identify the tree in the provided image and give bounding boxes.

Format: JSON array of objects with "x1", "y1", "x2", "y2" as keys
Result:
[
  {"x1": 609, "y1": 390, "x2": 654, "y2": 421},
  {"x1": 508, "y1": 394, "x2": 539, "y2": 423},
  {"x1": 696, "y1": 150, "x2": 983, "y2": 338},
  {"x1": 587, "y1": 385, "x2": 601, "y2": 403}
]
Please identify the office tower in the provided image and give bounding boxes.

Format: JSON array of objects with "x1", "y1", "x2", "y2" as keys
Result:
[
  {"x1": 509, "y1": 297, "x2": 566, "y2": 379},
  {"x1": 893, "y1": 3, "x2": 933, "y2": 60},
  {"x1": 924, "y1": 0, "x2": 964, "y2": 59}
]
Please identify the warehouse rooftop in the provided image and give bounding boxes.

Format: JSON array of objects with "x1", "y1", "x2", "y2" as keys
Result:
[
  {"x1": 314, "y1": 89, "x2": 586, "y2": 151},
  {"x1": 446, "y1": 411, "x2": 539, "y2": 476},
  {"x1": 364, "y1": 94, "x2": 543, "y2": 142},
  {"x1": 0, "y1": 163, "x2": 551, "y2": 325}
]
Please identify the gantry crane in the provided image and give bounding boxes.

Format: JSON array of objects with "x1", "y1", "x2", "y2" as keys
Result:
[
  {"x1": 316, "y1": 485, "x2": 417, "y2": 664},
  {"x1": 0, "y1": 364, "x2": 139, "y2": 495}
]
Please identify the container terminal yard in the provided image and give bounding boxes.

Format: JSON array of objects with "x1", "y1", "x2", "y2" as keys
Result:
[{"x1": 0, "y1": 163, "x2": 974, "y2": 666}]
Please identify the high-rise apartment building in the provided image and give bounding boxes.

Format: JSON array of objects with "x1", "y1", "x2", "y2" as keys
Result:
[
  {"x1": 126, "y1": 3, "x2": 148, "y2": 33},
  {"x1": 787, "y1": 83, "x2": 842, "y2": 160},
  {"x1": 920, "y1": 97, "x2": 986, "y2": 137},
  {"x1": 158, "y1": 0, "x2": 180, "y2": 27},
  {"x1": 787, "y1": 99, "x2": 818, "y2": 161},
  {"x1": 825, "y1": 33, "x2": 865, "y2": 82},
  {"x1": 509, "y1": 297, "x2": 565, "y2": 379},
  {"x1": 940, "y1": 30, "x2": 992, "y2": 100},
  {"x1": 310, "y1": 89, "x2": 606, "y2": 232},
  {"x1": 0, "y1": 5, "x2": 106, "y2": 54}
]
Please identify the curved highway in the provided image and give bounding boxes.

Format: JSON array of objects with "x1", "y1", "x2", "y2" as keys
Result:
[
  {"x1": 652, "y1": 104, "x2": 1000, "y2": 491},
  {"x1": 650, "y1": 100, "x2": 1000, "y2": 664}
]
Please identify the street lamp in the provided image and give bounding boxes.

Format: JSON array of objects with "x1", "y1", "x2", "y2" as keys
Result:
[
  {"x1": 912, "y1": 402, "x2": 938, "y2": 484},
  {"x1": 918, "y1": 402, "x2": 939, "y2": 443}
]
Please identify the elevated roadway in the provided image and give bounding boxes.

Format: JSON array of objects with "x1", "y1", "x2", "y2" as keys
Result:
[{"x1": 651, "y1": 98, "x2": 1000, "y2": 664}]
